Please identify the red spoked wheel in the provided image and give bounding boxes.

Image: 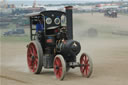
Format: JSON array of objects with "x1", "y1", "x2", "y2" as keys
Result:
[
  {"x1": 27, "y1": 41, "x2": 43, "y2": 74},
  {"x1": 54, "y1": 55, "x2": 66, "y2": 80},
  {"x1": 80, "y1": 53, "x2": 93, "y2": 78}
]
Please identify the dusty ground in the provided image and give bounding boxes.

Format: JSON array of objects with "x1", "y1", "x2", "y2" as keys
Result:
[{"x1": 0, "y1": 13, "x2": 128, "y2": 85}]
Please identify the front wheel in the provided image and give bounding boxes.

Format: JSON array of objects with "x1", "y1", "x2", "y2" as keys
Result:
[
  {"x1": 80, "y1": 53, "x2": 93, "y2": 78},
  {"x1": 53, "y1": 55, "x2": 66, "y2": 80}
]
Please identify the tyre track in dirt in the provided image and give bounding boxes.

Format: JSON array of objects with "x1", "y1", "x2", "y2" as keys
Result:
[{"x1": 0, "y1": 75, "x2": 28, "y2": 84}]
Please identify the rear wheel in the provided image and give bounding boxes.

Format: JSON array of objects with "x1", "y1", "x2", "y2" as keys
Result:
[
  {"x1": 80, "y1": 53, "x2": 93, "y2": 78},
  {"x1": 27, "y1": 41, "x2": 43, "y2": 74},
  {"x1": 53, "y1": 55, "x2": 66, "y2": 80}
]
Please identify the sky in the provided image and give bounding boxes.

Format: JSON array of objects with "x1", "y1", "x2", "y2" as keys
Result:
[
  {"x1": 4, "y1": 0, "x2": 128, "y2": 2},
  {"x1": 6, "y1": 0, "x2": 128, "y2": 1},
  {"x1": 1, "y1": 0, "x2": 128, "y2": 5}
]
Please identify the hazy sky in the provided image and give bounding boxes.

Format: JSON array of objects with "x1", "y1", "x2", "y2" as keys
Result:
[
  {"x1": 4, "y1": 0, "x2": 128, "y2": 2},
  {"x1": 1, "y1": 0, "x2": 128, "y2": 5}
]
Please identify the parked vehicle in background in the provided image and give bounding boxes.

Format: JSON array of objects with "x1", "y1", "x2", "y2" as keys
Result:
[
  {"x1": 104, "y1": 8, "x2": 118, "y2": 18},
  {"x1": 3, "y1": 28, "x2": 25, "y2": 36}
]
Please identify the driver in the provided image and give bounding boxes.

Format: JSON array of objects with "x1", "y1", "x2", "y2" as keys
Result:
[
  {"x1": 36, "y1": 17, "x2": 45, "y2": 50},
  {"x1": 36, "y1": 17, "x2": 44, "y2": 32},
  {"x1": 36, "y1": 17, "x2": 44, "y2": 40}
]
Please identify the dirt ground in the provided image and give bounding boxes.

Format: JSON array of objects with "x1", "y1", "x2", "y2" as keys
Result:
[{"x1": 0, "y1": 13, "x2": 128, "y2": 85}]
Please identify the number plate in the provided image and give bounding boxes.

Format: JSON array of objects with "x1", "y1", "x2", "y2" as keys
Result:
[{"x1": 69, "y1": 62, "x2": 79, "y2": 66}]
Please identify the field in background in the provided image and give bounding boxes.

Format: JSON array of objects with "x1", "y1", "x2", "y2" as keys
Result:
[
  {"x1": 73, "y1": 13, "x2": 128, "y2": 39},
  {"x1": 0, "y1": 13, "x2": 128, "y2": 43}
]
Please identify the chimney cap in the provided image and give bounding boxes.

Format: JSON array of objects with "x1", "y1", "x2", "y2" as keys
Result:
[{"x1": 65, "y1": 6, "x2": 73, "y2": 10}]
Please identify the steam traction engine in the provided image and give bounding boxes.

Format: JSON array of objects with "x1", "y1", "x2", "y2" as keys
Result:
[{"x1": 26, "y1": 6, "x2": 93, "y2": 80}]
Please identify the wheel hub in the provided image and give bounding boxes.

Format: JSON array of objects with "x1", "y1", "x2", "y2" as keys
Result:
[
  {"x1": 56, "y1": 66, "x2": 59, "y2": 70},
  {"x1": 31, "y1": 56, "x2": 35, "y2": 60}
]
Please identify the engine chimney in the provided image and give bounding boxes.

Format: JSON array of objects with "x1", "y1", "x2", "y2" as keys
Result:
[{"x1": 65, "y1": 6, "x2": 73, "y2": 39}]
